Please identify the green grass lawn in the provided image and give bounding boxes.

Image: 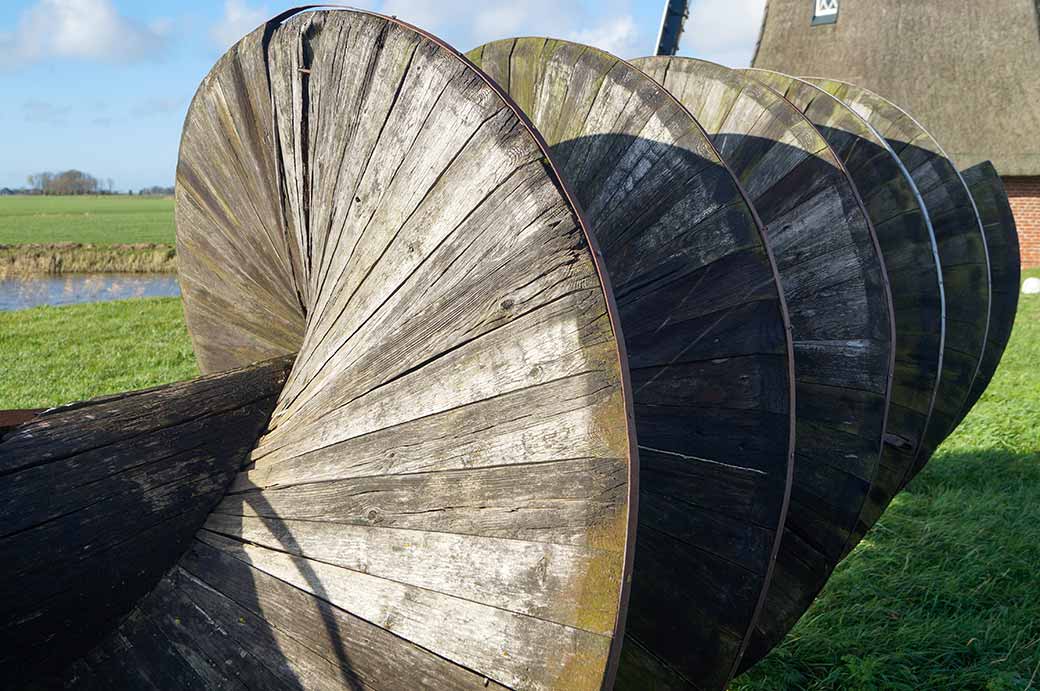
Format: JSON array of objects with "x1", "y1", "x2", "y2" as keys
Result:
[
  {"x1": 0, "y1": 195, "x2": 175, "y2": 245},
  {"x1": 734, "y1": 268, "x2": 1040, "y2": 690},
  {"x1": 0, "y1": 297, "x2": 196, "y2": 408},
  {"x1": 0, "y1": 272, "x2": 1036, "y2": 690}
]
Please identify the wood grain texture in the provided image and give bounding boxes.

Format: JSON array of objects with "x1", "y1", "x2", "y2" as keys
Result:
[
  {"x1": 744, "y1": 70, "x2": 945, "y2": 558},
  {"x1": 807, "y1": 79, "x2": 992, "y2": 479},
  {"x1": 165, "y1": 10, "x2": 636, "y2": 691},
  {"x1": 469, "y1": 38, "x2": 795, "y2": 691},
  {"x1": 632, "y1": 56, "x2": 895, "y2": 679},
  {"x1": 175, "y1": 21, "x2": 307, "y2": 373},
  {"x1": 0, "y1": 356, "x2": 291, "y2": 688},
  {"x1": 958, "y1": 161, "x2": 1021, "y2": 421},
  {"x1": 68, "y1": 543, "x2": 514, "y2": 691}
]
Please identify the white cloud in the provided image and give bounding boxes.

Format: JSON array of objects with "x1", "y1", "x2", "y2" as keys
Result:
[
  {"x1": 682, "y1": 0, "x2": 767, "y2": 67},
  {"x1": 382, "y1": 0, "x2": 647, "y2": 58},
  {"x1": 0, "y1": 0, "x2": 170, "y2": 67},
  {"x1": 203, "y1": 2, "x2": 651, "y2": 62},
  {"x1": 380, "y1": 0, "x2": 536, "y2": 47},
  {"x1": 567, "y1": 15, "x2": 641, "y2": 58},
  {"x1": 210, "y1": 1, "x2": 381, "y2": 50},
  {"x1": 210, "y1": 0, "x2": 269, "y2": 50},
  {"x1": 470, "y1": 2, "x2": 582, "y2": 43}
]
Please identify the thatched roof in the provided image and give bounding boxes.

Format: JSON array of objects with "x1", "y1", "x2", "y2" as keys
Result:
[{"x1": 752, "y1": 0, "x2": 1040, "y2": 176}]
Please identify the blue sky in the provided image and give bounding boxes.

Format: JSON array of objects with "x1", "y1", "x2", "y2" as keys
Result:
[{"x1": 0, "y1": 0, "x2": 766, "y2": 190}]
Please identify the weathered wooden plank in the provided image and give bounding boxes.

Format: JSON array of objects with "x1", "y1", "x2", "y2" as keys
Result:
[
  {"x1": 958, "y1": 161, "x2": 1021, "y2": 422},
  {"x1": 0, "y1": 356, "x2": 289, "y2": 685},
  {"x1": 219, "y1": 456, "x2": 625, "y2": 546},
  {"x1": 195, "y1": 530, "x2": 614, "y2": 691},
  {"x1": 76, "y1": 546, "x2": 513, "y2": 691},
  {"x1": 203, "y1": 510, "x2": 622, "y2": 632},
  {"x1": 166, "y1": 580, "x2": 343, "y2": 689},
  {"x1": 634, "y1": 56, "x2": 894, "y2": 683},
  {"x1": 472, "y1": 39, "x2": 794, "y2": 690},
  {"x1": 87, "y1": 603, "x2": 238, "y2": 691},
  {"x1": 177, "y1": 540, "x2": 511, "y2": 690},
  {"x1": 236, "y1": 370, "x2": 621, "y2": 490},
  {"x1": 807, "y1": 78, "x2": 992, "y2": 479},
  {"x1": 69, "y1": 634, "x2": 164, "y2": 691},
  {"x1": 176, "y1": 24, "x2": 306, "y2": 372},
  {"x1": 168, "y1": 11, "x2": 636, "y2": 691}
]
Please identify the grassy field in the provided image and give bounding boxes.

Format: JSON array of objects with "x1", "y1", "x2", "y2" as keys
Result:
[
  {"x1": 0, "y1": 297, "x2": 196, "y2": 408},
  {"x1": 0, "y1": 195, "x2": 175, "y2": 245},
  {"x1": 0, "y1": 272, "x2": 1037, "y2": 690}
]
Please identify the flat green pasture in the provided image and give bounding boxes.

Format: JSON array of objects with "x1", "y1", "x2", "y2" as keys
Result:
[
  {"x1": 0, "y1": 297, "x2": 196, "y2": 408},
  {"x1": 0, "y1": 195, "x2": 175, "y2": 245}
]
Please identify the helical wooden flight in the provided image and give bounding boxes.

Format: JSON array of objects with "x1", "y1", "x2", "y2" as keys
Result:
[
  {"x1": 171, "y1": 10, "x2": 643, "y2": 691},
  {"x1": 956, "y1": 161, "x2": 1021, "y2": 424},
  {"x1": 468, "y1": 38, "x2": 795, "y2": 690},
  {"x1": 743, "y1": 69, "x2": 945, "y2": 540},
  {"x1": 805, "y1": 79, "x2": 993, "y2": 480},
  {"x1": 0, "y1": 9, "x2": 1021, "y2": 691},
  {"x1": 630, "y1": 55, "x2": 896, "y2": 673},
  {"x1": 6, "y1": 10, "x2": 639, "y2": 691}
]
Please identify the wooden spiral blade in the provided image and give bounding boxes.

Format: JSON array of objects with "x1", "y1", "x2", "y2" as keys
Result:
[
  {"x1": 468, "y1": 37, "x2": 796, "y2": 691},
  {"x1": 742, "y1": 69, "x2": 944, "y2": 553},
  {"x1": 7, "y1": 9, "x2": 640, "y2": 691},
  {"x1": 178, "y1": 10, "x2": 639, "y2": 691},
  {"x1": 0, "y1": 8, "x2": 1014, "y2": 691},
  {"x1": 805, "y1": 79, "x2": 992, "y2": 481},
  {"x1": 957, "y1": 161, "x2": 1022, "y2": 422},
  {"x1": 0, "y1": 356, "x2": 292, "y2": 687},
  {"x1": 631, "y1": 56, "x2": 896, "y2": 677}
]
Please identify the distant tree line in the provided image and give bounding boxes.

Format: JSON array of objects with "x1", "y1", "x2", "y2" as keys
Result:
[
  {"x1": 1, "y1": 172, "x2": 175, "y2": 196},
  {"x1": 137, "y1": 186, "x2": 175, "y2": 196},
  {"x1": 27, "y1": 170, "x2": 116, "y2": 195}
]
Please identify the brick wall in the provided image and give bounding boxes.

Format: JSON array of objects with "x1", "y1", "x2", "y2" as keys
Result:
[{"x1": 1004, "y1": 176, "x2": 1040, "y2": 268}]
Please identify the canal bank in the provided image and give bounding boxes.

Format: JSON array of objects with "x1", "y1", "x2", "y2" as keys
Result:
[{"x1": 0, "y1": 243, "x2": 176, "y2": 278}]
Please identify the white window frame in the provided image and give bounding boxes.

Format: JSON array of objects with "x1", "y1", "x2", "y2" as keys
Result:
[{"x1": 812, "y1": 0, "x2": 839, "y2": 25}]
